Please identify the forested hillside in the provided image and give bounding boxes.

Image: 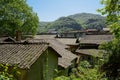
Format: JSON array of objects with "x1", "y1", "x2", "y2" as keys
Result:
[
  {"x1": 68, "y1": 13, "x2": 106, "y2": 29},
  {"x1": 48, "y1": 17, "x2": 82, "y2": 32},
  {"x1": 38, "y1": 13, "x2": 106, "y2": 33},
  {"x1": 38, "y1": 22, "x2": 51, "y2": 33}
]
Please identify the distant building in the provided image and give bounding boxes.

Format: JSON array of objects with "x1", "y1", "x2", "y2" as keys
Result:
[
  {"x1": 75, "y1": 34, "x2": 114, "y2": 65},
  {"x1": 86, "y1": 28, "x2": 111, "y2": 35},
  {"x1": 56, "y1": 30, "x2": 85, "y2": 38},
  {"x1": 80, "y1": 35, "x2": 114, "y2": 44},
  {"x1": 27, "y1": 39, "x2": 78, "y2": 76},
  {"x1": 103, "y1": 28, "x2": 110, "y2": 32},
  {"x1": 47, "y1": 29, "x2": 57, "y2": 34}
]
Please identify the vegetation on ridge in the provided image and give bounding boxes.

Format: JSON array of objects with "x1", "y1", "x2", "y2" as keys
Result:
[{"x1": 38, "y1": 13, "x2": 106, "y2": 33}]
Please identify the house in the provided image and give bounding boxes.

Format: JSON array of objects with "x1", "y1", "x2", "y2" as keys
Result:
[
  {"x1": 75, "y1": 35, "x2": 113, "y2": 65},
  {"x1": 85, "y1": 29, "x2": 100, "y2": 35},
  {"x1": 56, "y1": 30, "x2": 85, "y2": 38},
  {"x1": 47, "y1": 29, "x2": 57, "y2": 34},
  {"x1": 80, "y1": 35, "x2": 114, "y2": 45},
  {"x1": 75, "y1": 49, "x2": 104, "y2": 65},
  {"x1": 0, "y1": 38, "x2": 62, "y2": 80},
  {"x1": 33, "y1": 36, "x2": 78, "y2": 68},
  {"x1": 34, "y1": 34, "x2": 80, "y2": 52},
  {"x1": 34, "y1": 35, "x2": 56, "y2": 39},
  {"x1": 103, "y1": 28, "x2": 110, "y2": 32},
  {"x1": 27, "y1": 39, "x2": 78, "y2": 76},
  {"x1": 76, "y1": 49, "x2": 103, "y2": 58},
  {"x1": 0, "y1": 37, "x2": 16, "y2": 43},
  {"x1": 46, "y1": 39, "x2": 78, "y2": 76},
  {"x1": 86, "y1": 28, "x2": 112, "y2": 35}
]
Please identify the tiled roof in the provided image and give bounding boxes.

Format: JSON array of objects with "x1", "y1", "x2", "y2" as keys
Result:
[
  {"x1": 46, "y1": 39, "x2": 77, "y2": 68},
  {"x1": 56, "y1": 38, "x2": 78, "y2": 45},
  {"x1": 28, "y1": 39, "x2": 77, "y2": 68},
  {"x1": 0, "y1": 42, "x2": 48, "y2": 69},
  {"x1": 34, "y1": 35, "x2": 56, "y2": 39},
  {"x1": 76, "y1": 49, "x2": 104, "y2": 57},
  {"x1": 80, "y1": 35, "x2": 113, "y2": 44},
  {"x1": 34, "y1": 35, "x2": 78, "y2": 45},
  {"x1": 0, "y1": 37, "x2": 15, "y2": 43}
]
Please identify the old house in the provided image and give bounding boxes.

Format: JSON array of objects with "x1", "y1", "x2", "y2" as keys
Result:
[
  {"x1": 34, "y1": 34, "x2": 80, "y2": 52},
  {"x1": 75, "y1": 35, "x2": 113, "y2": 65},
  {"x1": 34, "y1": 34, "x2": 56, "y2": 39},
  {"x1": 56, "y1": 30, "x2": 85, "y2": 38},
  {"x1": 28, "y1": 39, "x2": 78, "y2": 76},
  {"x1": 0, "y1": 38, "x2": 62, "y2": 80},
  {"x1": 33, "y1": 35, "x2": 78, "y2": 68},
  {"x1": 0, "y1": 37, "x2": 16, "y2": 43},
  {"x1": 86, "y1": 28, "x2": 111, "y2": 35},
  {"x1": 46, "y1": 39, "x2": 78, "y2": 75},
  {"x1": 75, "y1": 49, "x2": 104, "y2": 66},
  {"x1": 80, "y1": 35, "x2": 113, "y2": 45}
]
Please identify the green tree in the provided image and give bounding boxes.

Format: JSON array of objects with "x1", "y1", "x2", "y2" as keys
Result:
[
  {"x1": 98, "y1": 0, "x2": 120, "y2": 23},
  {"x1": 98, "y1": 0, "x2": 120, "y2": 38},
  {"x1": 0, "y1": 64, "x2": 20, "y2": 80},
  {"x1": 54, "y1": 61, "x2": 106, "y2": 80},
  {"x1": 0, "y1": 0, "x2": 39, "y2": 36},
  {"x1": 98, "y1": 0, "x2": 120, "y2": 79},
  {"x1": 99, "y1": 39, "x2": 120, "y2": 80}
]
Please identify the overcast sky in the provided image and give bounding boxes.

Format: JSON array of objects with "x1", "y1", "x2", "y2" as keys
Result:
[{"x1": 27, "y1": 0, "x2": 103, "y2": 22}]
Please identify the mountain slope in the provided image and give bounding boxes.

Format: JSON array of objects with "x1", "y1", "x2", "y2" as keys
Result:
[
  {"x1": 68, "y1": 13, "x2": 106, "y2": 29},
  {"x1": 38, "y1": 13, "x2": 106, "y2": 33},
  {"x1": 38, "y1": 22, "x2": 51, "y2": 33},
  {"x1": 48, "y1": 17, "x2": 82, "y2": 32}
]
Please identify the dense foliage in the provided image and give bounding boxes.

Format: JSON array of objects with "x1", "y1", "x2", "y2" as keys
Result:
[
  {"x1": 98, "y1": 0, "x2": 120, "y2": 23},
  {"x1": 0, "y1": 0, "x2": 39, "y2": 36},
  {"x1": 0, "y1": 64, "x2": 20, "y2": 80},
  {"x1": 99, "y1": 39, "x2": 120, "y2": 80},
  {"x1": 98, "y1": 0, "x2": 120, "y2": 80},
  {"x1": 54, "y1": 61, "x2": 106, "y2": 80},
  {"x1": 38, "y1": 13, "x2": 106, "y2": 33}
]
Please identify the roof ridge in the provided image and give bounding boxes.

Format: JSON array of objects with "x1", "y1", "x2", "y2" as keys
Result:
[{"x1": 0, "y1": 41, "x2": 49, "y2": 45}]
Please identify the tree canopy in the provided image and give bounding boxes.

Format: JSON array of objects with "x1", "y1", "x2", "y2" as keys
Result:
[
  {"x1": 98, "y1": 0, "x2": 120, "y2": 38},
  {"x1": 98, "y1": 0, "x2": 120, "y2": 23},
  {"x1": 99, "y1": 0, "x2": 120, "y2": 79},
  {"x1": 0, "y1": 0, "x2": 39, "y2": 36}
]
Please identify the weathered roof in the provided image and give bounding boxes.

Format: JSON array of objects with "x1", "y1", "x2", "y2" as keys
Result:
[
  {"x1": 0, "y1": 37, "x2": 15, "y2": 43},
  {"x1": 46, "y1": 39, "x2": 68, "y2": 49},
  {"x1": 34, "y1": 35, "x2": 56, "y2": 39},
  {"x1": 46, "y1": 39, "x2": 77, "y2": 68},
  {"x1": 80, "y1": 35, "x2": 114, "y2": 44},
  {"x1": 28, "y1": 39, "x2": 77, "y2": 68},
  {"x1": 76, "y1": 49, "x2": 104, "y2": 57},
  {"x1": 34, "y1": 35, "x2": 78, "y2": 45},
  {"x1": 0, "y1": 42, "x2": 48, "y2": 69},
  {"x1": 56, "y1": 38, "x2": 78, "y2": 45},
  {"x1": 103, "y1": 28, "x2": 110, "y2": 31}
]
